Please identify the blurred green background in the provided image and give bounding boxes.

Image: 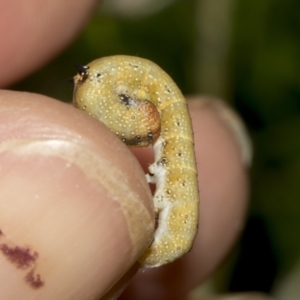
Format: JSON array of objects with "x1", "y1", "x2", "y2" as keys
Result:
[{"x1": 12, "y1": 0, "x2": 300, "y2": 297}]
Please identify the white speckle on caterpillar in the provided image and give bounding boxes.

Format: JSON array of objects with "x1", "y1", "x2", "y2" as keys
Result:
[{"x1": 72, "y1": 55, "x2": 199, "y2": 268}]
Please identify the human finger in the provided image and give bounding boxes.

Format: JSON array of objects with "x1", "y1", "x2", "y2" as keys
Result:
[
  {"x1": 0, "y1": 90, "x2": 154, "y2": 299},
  {"x1": 0, "y1": 0, "x2": 97, "y2": 87}
]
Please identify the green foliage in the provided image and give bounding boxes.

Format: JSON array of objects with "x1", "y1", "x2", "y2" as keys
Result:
[{"x1": 232, "y1": 0, "x2": 300, "y2": 280}]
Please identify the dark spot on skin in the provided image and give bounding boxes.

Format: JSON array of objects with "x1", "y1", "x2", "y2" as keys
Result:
[
  {"x1": 96, "y1": 73, "x2": 102, "y2": 78},
  {"x1": 176, "y1": 119, "x2": 181, "y2": 126},
  {"x1": 0, "y1": 229, "x2": 3, "y2": 237},
  {"x1": 177, "y1": 152, "x2": 182, "y2": 157},
  {"x1": 0, "y1": 244, "x2": 38, "y2": 269},
  {"x1": 0, "y1": 239, "x2": 45, "y2": 289},
  {"x1": 182, "y1": 180, "x2": 186, "y2": 187},
  {"x1": 166, "y1": 189, "x2": 172, "y2": 195},
  {"x1": 25, "y1": 270, "x2": 44, "y2": 289}
]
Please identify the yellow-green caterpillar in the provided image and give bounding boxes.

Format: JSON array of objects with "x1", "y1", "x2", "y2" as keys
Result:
[{"x1": 73, "y1": 55, "x2": 199, "y2": 268}]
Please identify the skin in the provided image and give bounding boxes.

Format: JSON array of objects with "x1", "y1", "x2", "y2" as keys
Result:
[{"x1": 0, "y1": 1, "x2": 249, "y2": 299}]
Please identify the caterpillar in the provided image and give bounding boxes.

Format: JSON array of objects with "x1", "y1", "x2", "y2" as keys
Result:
[{"x1": 72, "y1": 55, "x2": 199, "y2": 268}]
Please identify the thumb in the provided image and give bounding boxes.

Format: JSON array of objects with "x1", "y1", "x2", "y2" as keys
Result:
[{"x1": 0, "y1": 91, "x2": 154, "y2": 299}]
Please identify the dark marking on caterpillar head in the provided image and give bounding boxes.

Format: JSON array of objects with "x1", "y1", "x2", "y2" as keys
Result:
[
  {"x1": 75, "y1": 64, "x2": 89, "y2": 83},
  {"x1": 75, "y1": 64, "x2": 89, "y2": 76}
]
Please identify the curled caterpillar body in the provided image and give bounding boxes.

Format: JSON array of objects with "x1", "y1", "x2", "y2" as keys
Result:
[{"x1": 73, "y1": 55, "x2": 199, "y2": 268}]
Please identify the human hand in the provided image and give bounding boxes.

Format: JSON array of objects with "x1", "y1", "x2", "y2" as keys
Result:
[
  {"x1": 0, "y1": 91, "x2": 249, "y2": 299},
  {"x1": 0, "y1": 1, "x2": 249, "y2": 299}
]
